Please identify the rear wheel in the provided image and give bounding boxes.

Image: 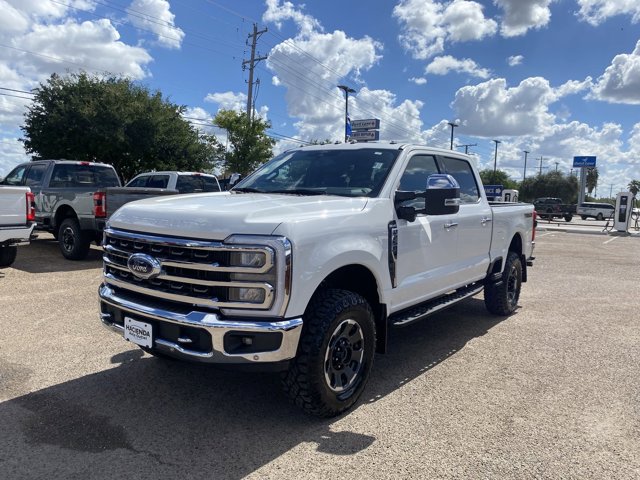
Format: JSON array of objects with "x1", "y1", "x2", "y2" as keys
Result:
[
  {"x1": 484, "y1": 251, "x2": 522, "y2": 316},
  {"x1": 564, "y1": 214, "x2": 573, "y2": 222},
  {"x1": 0, "y1": 246, "x2": 17, "y2": 268},
  {"x1": 596, "y1": 213, "x2": 604, "y2": 221},
  {"x1": 58, "y1": 218, "x2": 92, "y2": 260},
  {"x1": 581, "y1": 215, "x2": 587, "y2": 220},
  {"x1": 281, "y1": 289, "x2": 375, "y2": 417}
]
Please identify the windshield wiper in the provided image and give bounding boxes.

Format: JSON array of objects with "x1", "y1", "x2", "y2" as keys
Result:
[
  {"x1": 268, "y1": 189, "x2": 326, "y2": 196},
  {"x1": 232, "y1": 187, "x2": 265, "y2": 193}
]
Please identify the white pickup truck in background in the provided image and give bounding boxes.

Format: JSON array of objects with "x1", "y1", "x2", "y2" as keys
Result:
[
  {"x1": 0, "y1": 186, "x2": 36, "y2": 268},
  {"x1": 99, "y1": 143, "x2": 536, "y2": 416}
]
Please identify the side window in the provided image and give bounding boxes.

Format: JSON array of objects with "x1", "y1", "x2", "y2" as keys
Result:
[
  {"x1": 398, "y1": 154, "x2": 439, "y2": 208},
  {"x1": 147, "y1": 175, "x2": 170, "y2": 189},
  {"x1": 203, "y1": 176, "x2": 221, "y2": 192},
  {"x1": 25, "y1": 164, "x2": 48, "y2": 187},
  {"x1": 126, "y1": 176, "x2": 148, "y2": 188},
  {"x1": 440, "y1": 157, "x2": 480, "y2": 203},
  {"x1": 2, "y1": 165, "x2": 27, "y2": 185},
  {"x1": 50, "y1": 165, "x2": 73, "y2": 188},
  {"x1": 175, "y1": 175, "x2": 201, "y2": 193}
]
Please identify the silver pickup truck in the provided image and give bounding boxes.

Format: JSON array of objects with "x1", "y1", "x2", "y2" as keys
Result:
[{"x1": 0, "y1": 186, "x2": 36, "y2": 267}]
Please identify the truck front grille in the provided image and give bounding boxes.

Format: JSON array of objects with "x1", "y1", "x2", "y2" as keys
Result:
[{"x1": 102, "y1": 228, "x2": 282, "y2": 310}]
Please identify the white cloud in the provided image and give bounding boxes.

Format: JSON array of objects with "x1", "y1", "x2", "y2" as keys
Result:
[
  {"x1": 393, "y1": 0, "x2": 496, "y2": 59},
  {"x1": 263, "y1": 0, "x2": 322, "y2": 36},
  {"x1": 507, "y1": 55, "x2": 523, "y2": 66},
  {"x1": 205, "y1": 91, "x2": 248, "y2": 112},
  {"x1": 590, "y1": 40, "x2": 640, "y2": 104},
  {"x1": 409, "y1": 76, "x2": 427, "y2": 85},
  {"x1": 16, "y1": 20, "x2": 153, "y2": 80},
  {"x1": 126, "y1": 0, "x2": 184, "y2": 49},
  {"x1": 451, "y1": 77, "x2": 558, "y2": 136},
  {"x1": 451, "y1": 76, "x2": 595, "y2": 137},
  {"x1": 494, "y1": 0, "x2": 554, "y2": 37},
  {"x1": 576, "y1": 0, "x2": 640, "y2": 25},
  {"x1": 262, "y1": 1, "x2": 428, "y2": 144},
  {"x1": 426, "y1": 55, "x2": 490, "y2": 78}
]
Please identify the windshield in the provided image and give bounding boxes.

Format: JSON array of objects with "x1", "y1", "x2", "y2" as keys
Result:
[{"x1": 233, "y1": 148, "x2": 399, "y2": 197}]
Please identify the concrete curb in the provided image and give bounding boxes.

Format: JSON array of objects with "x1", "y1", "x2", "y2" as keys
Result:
[{"x1": 537, "y1": 225, "x2": 640, "y2": 237}]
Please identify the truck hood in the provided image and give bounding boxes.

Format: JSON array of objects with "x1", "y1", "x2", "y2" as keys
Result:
[{"x1": 107, "y1": 192, "x2": 369, "y2": 239}]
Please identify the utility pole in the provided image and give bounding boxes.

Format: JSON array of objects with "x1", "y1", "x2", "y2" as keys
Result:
[
  {"x1": 492, "y1": 140, "x2": 501, "y2": 174},
  {"x1": 609, "y1": 184, "x2": 614, "y2": 198},
  {"x1": 243, "y1": 23, "x2": 268, "y2": 119},
  {"x1": 448, "y1": 122, "x2": 458, "y2": 150},
  {"x1": 539, "y1": 156, "x2": 544, "y2": 175},
  {"x1": 555, "y1": 161, "x2": 559, "y2": 172},
  {"x1": 456, "y1": 143, "x2": 476, "y2": 154},
  {"x1": 523, "y1": 150, "x2": 529, "y2": 180}
]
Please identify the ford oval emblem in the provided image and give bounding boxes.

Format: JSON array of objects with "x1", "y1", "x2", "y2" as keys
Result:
[{"x1": 127, "y1": 253, "x2": 162, "y2": 280}]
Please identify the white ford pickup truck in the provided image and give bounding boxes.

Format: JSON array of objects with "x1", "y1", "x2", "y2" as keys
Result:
[
  {"x1": 99, "y1": 143, "x2": 535, "y2": 416},
  {"x1": 0, "y1": 186, "x2": 36, "y2": 267}
]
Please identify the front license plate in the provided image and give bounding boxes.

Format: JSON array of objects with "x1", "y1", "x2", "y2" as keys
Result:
[{"x1": 124, "y1": 317, "x2": 153, "y2": 348}]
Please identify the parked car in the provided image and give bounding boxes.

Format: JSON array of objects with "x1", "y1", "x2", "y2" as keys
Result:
[
  {"x1": 0, "y1": 160, "x2": 121, "y2": 259},
  {"x1": 0, "y1": 186, "x2": 36, "y2": 267},
  {"x1": 576, "y1": 202, "x2": 615, "y2": 221},
  {"x1": 533, "y1": 197, "x2": 575, "y2": 222},
  {"x1": 103, "y1": 171, "x2": 221, "y2": 219},
  {"x1": 99, "y1": 143, "x2": 536, "y2": 417}
]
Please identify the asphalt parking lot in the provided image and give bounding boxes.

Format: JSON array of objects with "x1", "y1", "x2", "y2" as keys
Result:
[{"x1": 1, "y1": 231, "x2": 639, "y2": 479}]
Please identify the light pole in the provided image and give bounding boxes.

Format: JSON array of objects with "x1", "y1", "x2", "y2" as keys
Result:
[
  {"x1": 337, "y1": 85, "x2": 356, "y2": 142},
  {"x1": 448, "y1": 121, "x2": 458, "y2": 150},
  {"x1": 492, "y1": 140, "x2": 501, "y2": 174},
  {"x1": 523, "y1": 150, "x2": 529, "y2": 180}
]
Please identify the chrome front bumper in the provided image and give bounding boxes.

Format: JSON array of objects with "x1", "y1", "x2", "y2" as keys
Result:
[{"x1": 99, "y1": 284, "x2": 303, "y2": 364}]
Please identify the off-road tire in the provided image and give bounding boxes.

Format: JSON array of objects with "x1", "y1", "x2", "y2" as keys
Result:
[
  {"x1": 58, "y1": 217, "x2": 92, "y2": 260},
  {"x1": 0, "y1": 246, "x2": 18, "y2": 268},
  {"x1": 281, "y1": 289, "x2": 376, "y2": 417},
  {"x1": 484, "y1": 251, "x2": 522, "y2": 316}
]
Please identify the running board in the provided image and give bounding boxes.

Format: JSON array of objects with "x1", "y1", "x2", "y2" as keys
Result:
[{"x1": 390, "y1": 284, "x2": 484, "y2": 327}]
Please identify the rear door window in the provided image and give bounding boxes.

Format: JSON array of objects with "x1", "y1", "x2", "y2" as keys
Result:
[
  {"x1": 25, "y1": 164, "x2": 48, "y2": 187},
  {"x1": 147, "y1": 175, "x2": 170, "y2": 188},
  {"x1": 202, "y1": 176, "x2": 221, "y2": 192}
]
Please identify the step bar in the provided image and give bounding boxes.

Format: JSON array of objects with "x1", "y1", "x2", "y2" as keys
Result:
[{"x1": 390, "y1": 283, "x2": 484, "y2": 327}]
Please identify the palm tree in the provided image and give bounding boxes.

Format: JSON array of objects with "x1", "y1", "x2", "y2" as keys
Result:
[
  {"x1": 628, "y1": 180, "x2": 640, "y2": 197},
  {"x1": 586, "y1": 167, "x2": 598, "y2": 195}
]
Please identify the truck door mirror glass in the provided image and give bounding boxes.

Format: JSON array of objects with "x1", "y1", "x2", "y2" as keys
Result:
[{"x1": 424, "y1": 174, "x2": 460, "y2": 215}]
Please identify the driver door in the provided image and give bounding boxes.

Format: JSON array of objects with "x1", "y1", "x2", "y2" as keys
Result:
[{"x1": 391, "y1": 153, "x2": 460, "y2": 311}]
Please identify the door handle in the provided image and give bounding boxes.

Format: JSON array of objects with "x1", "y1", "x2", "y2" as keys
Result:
[
  {"x1": 481, "y1": 217, "x2": 492, "y2": 225},
  {"x1": 444, "y1": 222, "x2": 458, "y2": 229}
]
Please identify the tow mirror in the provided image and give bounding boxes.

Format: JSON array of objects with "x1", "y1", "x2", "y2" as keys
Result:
[{"x1": 424, "y1": 174, "x2": 461, "y2": 215}]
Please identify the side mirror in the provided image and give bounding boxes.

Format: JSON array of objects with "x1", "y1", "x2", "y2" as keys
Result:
[{"x1": 424, "y1": 174, "x2": 461, "y2": 215}]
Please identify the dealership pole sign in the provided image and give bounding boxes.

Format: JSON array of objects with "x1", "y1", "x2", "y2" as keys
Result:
[{"x1": 351, "y1": 118, "x2": 380, "y2": 142}]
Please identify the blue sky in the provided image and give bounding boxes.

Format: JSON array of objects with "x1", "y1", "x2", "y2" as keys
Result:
[{"x1": 1, "y1": 0, "x2": 639, "y2": 196}]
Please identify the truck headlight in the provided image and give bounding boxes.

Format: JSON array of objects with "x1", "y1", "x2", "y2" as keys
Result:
[
  {"x1": 230, "y1": 251, "x2": 266, "y2": 268},
  {"x1": 229, "y1": 287, "x2": 267, "y2": 304}
]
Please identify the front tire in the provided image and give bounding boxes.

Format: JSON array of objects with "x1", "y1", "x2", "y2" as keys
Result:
[
  {"x1": 0, "y1": 246, "x2": 17, "y2": 268},
  {"x1": 596, "y1": 213, "x2": 604, "y2": 221},
  {"x1": 484, "y1": 251, "x2": 522, "y2": 316},
  {"x1": 58, "y1": 218, "x2": 91, "y2": 260},
  {"x1": 282, "y1": 289, "x2": 375, "y2": 417},
  {"x1": 581, "y1": 215, "x2": 587, "y2": 220},
  {"x1": 564, "y1": 214, "x2": 573, "y2": 222}
]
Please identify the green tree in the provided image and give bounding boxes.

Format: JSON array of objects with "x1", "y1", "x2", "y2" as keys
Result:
[
  {"x1": 22, "y1": 72, "x2": 220, "y2": 182},
  {"x1": 586, "y1": 167, "x2": 599, "y2": 195},
  {"x1": 478, "y1": 169, "x2": 518, "y2": 190},
  {"x1": 519, "y1": 171, "x2": 579, "y2": 203},
  {"x1": 627, "y1": 179, "x2": 640, "y2": 196},
  {"x1": 213, "y1": 109, "x2": 275, "y2": 176}
]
